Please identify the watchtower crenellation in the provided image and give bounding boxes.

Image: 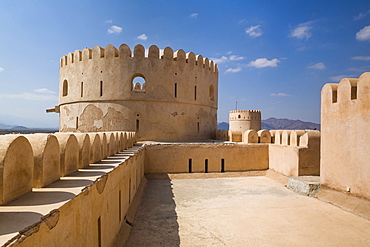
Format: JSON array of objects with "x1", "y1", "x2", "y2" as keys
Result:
[{"x1": 56, "y1": 43, "x2": 218, "y2": 141}]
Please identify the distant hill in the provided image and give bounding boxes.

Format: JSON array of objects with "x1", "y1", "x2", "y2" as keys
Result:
[
  {"x1": 218, "y1": 117, "x2": 320, "y2": 131},
  {"x1": 0, "y1": 123, "x2": 29, "y2": 130}
]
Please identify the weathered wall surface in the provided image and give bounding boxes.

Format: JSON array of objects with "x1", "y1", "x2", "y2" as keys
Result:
[
  {"x1": 321, "y1": 72, "x2": 370, "y2": 199},
  {"x1": 0, "y1": 136, "x2": 34, "y2": 205},
  {"x1": 144, "y1": 144, "x2": 269, "y2": 173},
  {"x1": 269, "y1": 130, "x2": 320, "y2": 177},
  {"x1": 8, "y1": 148, "x2": 144, "y2": 247},
  {"x1": 0, "y1": 131, "x2": 139, "y2": 247},
  {"x1": 58, "y1": 44, "x2": 218, "y2": 141}
]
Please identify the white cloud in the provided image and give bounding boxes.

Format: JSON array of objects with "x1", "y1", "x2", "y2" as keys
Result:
[
  {"x1": 229, "y1": 55, "x2": 245, "y2": 61},
  {"x1": 190, "y1": 13, "x2": 198, "y2": 18},
  {"x1": 246, "y1": 25, "x2": 263, "y2": 37},
  {"x1": 270, "y1": 93, "x2": 291, "y2": 97},
  {"x1": 352, "y1": 56, "x2": 370, "y2": 61},
  {"x1": 0, "y1": 92, "x2": 58, "y2": 101},
  {"x1": 34, "y1": 88, "x2": 56, "y2": 94},
  {"x1": 356, "y1": 26, "x2": 370, "y2": 41},
  {"x1": 247, "y1": 58, "x2": 280, "y2": 68},
  {"x1": 225, "y1": 67, "x2": 242, "y2": 73},
  {"x1": 105, "y1": 19, "x2": 113, "y2": 23},
  {"x1": 108, "y1": 25, "x2": 122, "y2": 34},
  {"x1": 0, "y1": 67, "x2": 4, "y2": 72},
  {"x1": 354, "y1": 10, "x2": 370, "y2": 21},
  {"x1": 211, "y1": 56, "x2": 228, "y2": 64},
  {"x1": 329, "y1": 75, "x2": 356, "y2": 82},
  {"x1": 137, "y1": 34, "x2": 148, "y2": 41},
  {"x1": 291, "y1": 22, "x2": 312, "y2": 39},
  {"x1": 308, "y1": 62, "x2": 326, "y2": 70}
]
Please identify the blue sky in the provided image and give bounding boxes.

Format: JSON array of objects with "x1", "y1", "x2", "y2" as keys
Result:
[{"x1": 0, "y1": 0, "x2": 369, "y2": 128}]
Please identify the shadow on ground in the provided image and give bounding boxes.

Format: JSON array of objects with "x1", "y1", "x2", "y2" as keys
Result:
[{"x1": 125, "y1": 175, "x2": 180, "y2": 247}]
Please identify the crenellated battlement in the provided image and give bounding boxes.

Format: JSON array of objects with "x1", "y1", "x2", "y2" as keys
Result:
[
  {"x1": 56, "y1": 43, "x2": 218, "y2": 141},
  {"x1": 0, "y1": 131, "x2": 136, "y2": 206},
  {"x1": 322, "y1": 72, "x2": 370, "y2": 105},
  {"x1": 60, "y1": 44, "x2": 218, "y2": 73}
]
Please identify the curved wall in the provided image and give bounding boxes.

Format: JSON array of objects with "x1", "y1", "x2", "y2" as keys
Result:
[{"x1": 59, "y1": 44, "x2": 218, "y2": 141}]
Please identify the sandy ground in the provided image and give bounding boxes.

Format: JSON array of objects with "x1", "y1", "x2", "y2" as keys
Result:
[{"x1": 126, "y1": 175, "x2": 370, "y2": 247}]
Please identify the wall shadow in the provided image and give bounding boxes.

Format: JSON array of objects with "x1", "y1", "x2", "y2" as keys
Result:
[
  {"x1": 9, "y1": 191, "x2": 76, "y2": 206},
  {"x1": 0, "y1": 211, "x2": 43, "y2": 235},
  {"x1": 125, "y1": 175, "x2": 180, "y2": 247}
]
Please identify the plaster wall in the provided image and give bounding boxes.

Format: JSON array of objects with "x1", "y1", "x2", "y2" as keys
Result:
[
  {"x1": 144, "y1": 144, "x2": 269, "y2": 173},
  {"x1": 0, "y1": 135, "x2": 34, "y2": 205},
  {"x1": 268, "y1": 130, "x2": 320, "y2": 177},
  {"x1": 27, "y1": 134, "x2": 60, "y2": 188},
  {"x1": 8, "y1": 147, "x2": 145, "y2": 247},
  {"x1": 58, "y1": 44, "x2": 218, "y2": 141},
  {"x1": 321, "y1": 72, "x2": 370, "y2": 199}
]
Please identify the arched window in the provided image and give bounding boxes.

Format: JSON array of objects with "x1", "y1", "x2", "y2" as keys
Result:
[
  {"x1": 209, "y1": 84, "x2": 214, "y2": 101},
  {"x1": 62, "y1": 79, "x2": 68, "y2": 97},
  {"x1": 132, "y1": 75, "x2": 146, "y2": 92}
]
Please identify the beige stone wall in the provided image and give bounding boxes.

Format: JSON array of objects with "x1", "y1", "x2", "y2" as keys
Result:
[
  {"x1": 6, "y1": 144, "x2": 144, "y2": 247},
  {"x1": 0, "y1": 131, "x2": 136, "y2": 207},
  {"x1": 269, "y1": 130, "x2": 320, "y2": 176},
  {"x1": 0, "y1": 135, "x2": 34, "y2": 205},
  {"x1": 321, "y1": 72, "x2": 370, "y2": 199},
  {"x1": 144, "y1": 144, "x2": 269, "y2": 173},
  {"x1": 58, "y1": 44, "x2": 218, "y2": 141}
]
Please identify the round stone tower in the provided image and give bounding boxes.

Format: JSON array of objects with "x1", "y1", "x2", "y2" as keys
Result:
[
  {"x1": 229, "y1": 110, "x2": 261, "y2": 134},
  {"x1": 54, "y1": 43, "x2": 218, "y2": 142}
]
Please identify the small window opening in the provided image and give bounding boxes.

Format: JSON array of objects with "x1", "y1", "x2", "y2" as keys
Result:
[
  {"x1": 132, "y1": 76, "x2": 146, "y2": 92},
  {"x1": 221, "y1": 159, "x2": 225, "y2": 173},
  {"x1": 174, "y1": 83, "x2": 178, "y2": 98},
  {"x1": 351, "y1": 86, "x2": 357, "y2": 100},
  {"x1": 81, "y1": 82, "x2": 84, "y2": 97},
  {"x1": 238, "y1": 115, "x2": 241, "y2": 119},
  {"x1": 205, "y1": 159, "x2": 208, "y2": 173},
  {"x1": 100, "y1": 81, "x2": 103, "y2": 97},
  {"x1": 119, "y1": 190, "x2": 122, "y2": 222},
  {"x1": 194, "y1": 86, "x2": 197, "y2": 100},
  {"x1": 209, "y1": 84, "x2": 215, "y2": 101},
  {"x1": 197, "y1": 122, "x2": 200, "y2": 133},
  {"x1": 76, "y1": 117, "x2": 79, "y2": 130},
  {"x1": 62, "y1": 79, "x2": 68, "y2": 97},
  {"x1": 136, "y1": 119, "x2": 140, "y2": 132},
  {"x1": 332, "y1": 90, "x2": 337, "y2": 103},
  {"x1": 98, "y1": 217, "x2": 102, "y2": 247},
  {"x1": 189, "y1": 159, "x2": 192, "y2": 173},
  {"x1": 129, "y1": 178, "x2": 131, "y2": 204}
]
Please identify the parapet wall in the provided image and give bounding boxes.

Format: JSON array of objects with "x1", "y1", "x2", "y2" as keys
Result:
[
  {"x1": 145, "y1": 143, "x2": 269, "y2": 173},
  {"x1": 269, "y1": 130, "x2": 321, "y2": 176},
  {"x1": 0, "y1": 131, "x2": 141, "y2": 247},
  {"x1": 321, "y1": 72, "x2": 370, "y2": 199},
  {"x1": 0, "y1": 131, "x2": 136, "y2": 206},
  {"x1": 57, "y1": 44, "x2": 218, "y2": 141}
]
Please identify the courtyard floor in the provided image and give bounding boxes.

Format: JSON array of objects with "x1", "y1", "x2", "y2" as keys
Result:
[{"x1": 125, "y1": 174, "x2": 370, "y2": 247}]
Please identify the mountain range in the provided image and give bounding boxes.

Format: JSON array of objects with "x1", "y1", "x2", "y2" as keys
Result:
[{"x1": 218, "y1": 117, "x2": 320, "y2": 131}]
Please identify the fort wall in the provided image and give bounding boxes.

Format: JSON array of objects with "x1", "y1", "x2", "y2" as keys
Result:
[
  {"x1": 0, "y1": 131, "x2": 139, "y2": 247},
  {"x1": 145, "y1": 143, "x2": 269, "y2": 173},
  {"x1": 269, "y1": 130, "x2": 320, "y2": 176},
  {"x1": 57, "y1": 44, "x2": 218, "y2": 141},
  {"x1": 321, "y1": 72, "x2": 370, "y2": 199}
]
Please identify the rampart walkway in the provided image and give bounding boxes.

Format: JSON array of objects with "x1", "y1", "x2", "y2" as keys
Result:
[{"x1": 125, "y1": 173, "x2": 370, "y2": 247}]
